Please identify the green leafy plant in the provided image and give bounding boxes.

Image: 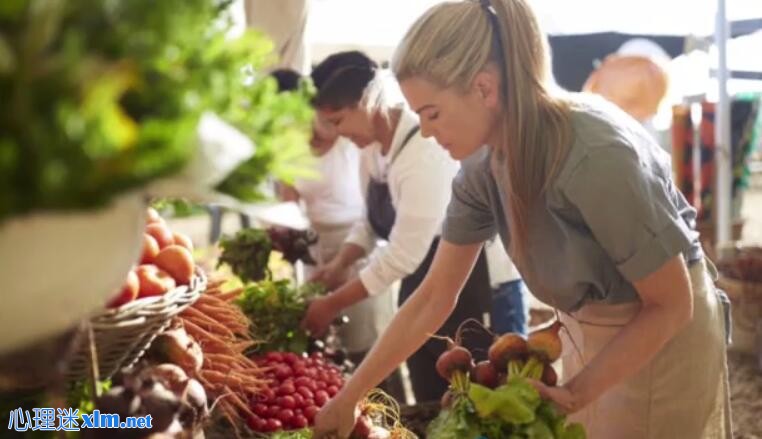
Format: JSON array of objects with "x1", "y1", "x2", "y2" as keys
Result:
[
  {"x1": 0, "y1": 0, "x2": 313, "y2": 223},
  {"x1": 235, "y1": 279, "x2": 324, "y2": 354},
  {"x1": 217, "y1": 228, "x2": 273, "y2": 283}
]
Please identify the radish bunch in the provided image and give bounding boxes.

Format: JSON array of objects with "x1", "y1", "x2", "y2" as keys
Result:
[{"x1": 247, "y1": 352, "x2": 344, "y2": 433}]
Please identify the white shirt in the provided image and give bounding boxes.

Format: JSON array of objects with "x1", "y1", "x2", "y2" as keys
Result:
[
  {"x1": 484, "y1": 238, "x2": 521, "y2": 288},
  {"x1": 345, "y1": 107, "x2": 460, "y2": 296},
  {"x1": 294, "y1": 139, "x2": 364, "y2": 225}
]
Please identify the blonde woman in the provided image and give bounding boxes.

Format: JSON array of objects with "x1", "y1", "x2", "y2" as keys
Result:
[{"x1": 312, "y1": 1, "x2": 732, "y2": 438}]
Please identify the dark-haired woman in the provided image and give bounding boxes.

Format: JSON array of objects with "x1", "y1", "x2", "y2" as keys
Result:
[{"x1": 300, "y1": 51, "x2": 492, "y2": 403}]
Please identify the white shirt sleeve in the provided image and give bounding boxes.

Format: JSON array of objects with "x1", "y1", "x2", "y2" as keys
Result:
[{"x1": 359, "y1": 141, "x2": 460, "y2": 296}]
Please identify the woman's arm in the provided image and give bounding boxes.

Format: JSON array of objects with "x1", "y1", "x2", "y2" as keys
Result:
[
  {"x1": 275, "y1": 181, "x2": 300, "y2": 202},
  {"x1": 311, "y1": 240, "x2": 483, "y2": 438},
  {"x1": 535, "y1": 254, "x2": 693, "y2": 412}
]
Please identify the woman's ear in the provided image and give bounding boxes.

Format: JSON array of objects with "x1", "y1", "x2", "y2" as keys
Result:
[{"x1": 472, "y1": 70, "x2": 500, "y2": 109}]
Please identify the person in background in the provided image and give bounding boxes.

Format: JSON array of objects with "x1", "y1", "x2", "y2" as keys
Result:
[
  {"x1": 270, "y1": 69, "x2": 397, "y2": 372},
  {"x1": 300, "y1": 51, "x2": 493, "y2": 404},
  {"x1": 484, "y1": 236, "x2": 528, "y2": 335}
]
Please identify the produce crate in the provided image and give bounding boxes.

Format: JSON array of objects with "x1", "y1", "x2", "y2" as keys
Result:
[{"x1": 66, "y1": 268, "x2": 207, "y2": 381}]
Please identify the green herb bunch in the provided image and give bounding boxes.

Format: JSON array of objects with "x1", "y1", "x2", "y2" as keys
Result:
[{"x1": 0, "y1": 0, "x2": 313, "y2": 222}]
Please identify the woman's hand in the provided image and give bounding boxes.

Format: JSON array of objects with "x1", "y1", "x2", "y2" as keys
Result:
[
  {"x1": 529, "y1": 380, "x2": 584, "y2": 414},
  {"x1": 312, "y1": 392, "x2": 360, "y2": 439},
  {"x1": 310, "y1": 261, "x2": 350, "y2": 290},
  {"x1": 301, "y1": 294, "x2": 340, "y2": 337}
]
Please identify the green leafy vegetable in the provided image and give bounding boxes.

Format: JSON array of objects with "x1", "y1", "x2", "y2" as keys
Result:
[
  {"x1": 270, "y1": 429, "x2": 313, "y2": 439},
  {"x1": 0, "y1": 0, "x2": 313, "y2": 222},
  {"x1": 235, "y1": 279, "x2": 324, "y2": 353},
  {"x1": 430, "y1": 377, "x2": 586, "y2": 439},
  {"x1": 217, "y1": 228, "x2": 273, "y2": 283},
  {"x1": 427, "y1": 393, "x2": 483, "y2": 439}
]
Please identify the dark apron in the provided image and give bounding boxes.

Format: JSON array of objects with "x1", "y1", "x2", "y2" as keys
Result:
[{"x1": 366, "y1": 126, "x2": 492, "y2": 403}]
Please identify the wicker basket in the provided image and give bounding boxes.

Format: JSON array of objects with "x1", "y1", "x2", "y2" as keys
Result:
[{"x1": 66, "y1": 269, "x2": 207, "y2": 381}]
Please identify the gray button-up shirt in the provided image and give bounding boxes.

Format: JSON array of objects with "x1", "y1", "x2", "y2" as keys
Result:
[{"x1": 442, "y1": 96, "x2": 703, "y2": 312}]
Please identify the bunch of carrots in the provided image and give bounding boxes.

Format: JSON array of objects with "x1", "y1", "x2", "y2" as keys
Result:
[{"x1": 177, "y1": 277, "x2": 267, "y2": 433}]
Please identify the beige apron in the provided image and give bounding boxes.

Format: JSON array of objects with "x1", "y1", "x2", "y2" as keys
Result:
[
  {"x1": 305, "y1": 222, "x2": 397, "y2": 354},
  {"x1": 560, "y1": 258, "x2": 732, "y2": 439}
]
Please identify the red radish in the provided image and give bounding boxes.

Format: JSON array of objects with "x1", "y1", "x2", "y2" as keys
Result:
[
  {"x1": 279, "y1": 395, "x2": 296, "y2": 409},
  {"x1": 277, "y1": 408, "x2": 294, "y2": 425},
  {"x1": 283, "y1": 352, "x2": 300, "y2": 365},
  {"x1": 292, "y1": 393, "x2": 305, "y2": 408},
  {"x1": 304, "y1": 406, "x2": 319, "y2": 422},
  {"x1": 246, "y1": 415, "x2": 266, "y2": 432},
  {"x1": 265, "y1": 418, "x2": 282, "y2": 432},
  {"x1": 292, "y1": 414, "x2": 308, "y2": 429},
  {"x1": 278, "y1": 383, "x2": 295, "y2": 396},
  {"x1": 266, "y1": 352, "x2": 284, "y2": 362},
  {"x1": 297, "y1": 387, "x2": 314, "y2": 400},
  {"x1": 259, "y1": 388, "x2": 275, "y2": 401},
  {"x1": 252, "y1": 403, "x2": 268, "y2": 417},
  {"x1": 293, "y1": 364, "x2": 307, "y2": 376},
  {"x1": 274, "y1": 365, "x2": 292, "y2": 380},
  {"x1": 266, "y1": 406, "x2": 280, "y2": 418},
  {"x1": 435, "y1": 346, "x2": 475, "y2": 380},
  {"x1": 314, "y1": 390, "x2": 329, "y2": 407},
  {"x1": 368, "y1": 426, "x2": 392, "y2": 439},
  {"x1": 352, "y1": 415, "x2": 374, "y2": 438},
  {"x1": 295, "y1": 377, "x2": 313, "y2": 388}
]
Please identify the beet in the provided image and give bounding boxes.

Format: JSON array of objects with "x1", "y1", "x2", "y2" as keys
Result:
[
  {"x1": 471, "y1": 360, "x2": 499, "y2": 389},
  {"x1": 435, "y1": 346, "x2": 474, "y2": 380}
]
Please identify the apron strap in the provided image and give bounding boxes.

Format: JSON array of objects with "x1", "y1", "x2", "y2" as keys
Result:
[{"x1": 388, "y1": 125, "x2": 420, "y2": 167}]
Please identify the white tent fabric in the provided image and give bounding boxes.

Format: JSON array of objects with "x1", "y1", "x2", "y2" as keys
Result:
[
  {"x1": 309, "y1": 0, "x2": 762, "y2": 51},
  {"x1": 244, "y1": 0, "x2": 311, "y2": 74}
]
